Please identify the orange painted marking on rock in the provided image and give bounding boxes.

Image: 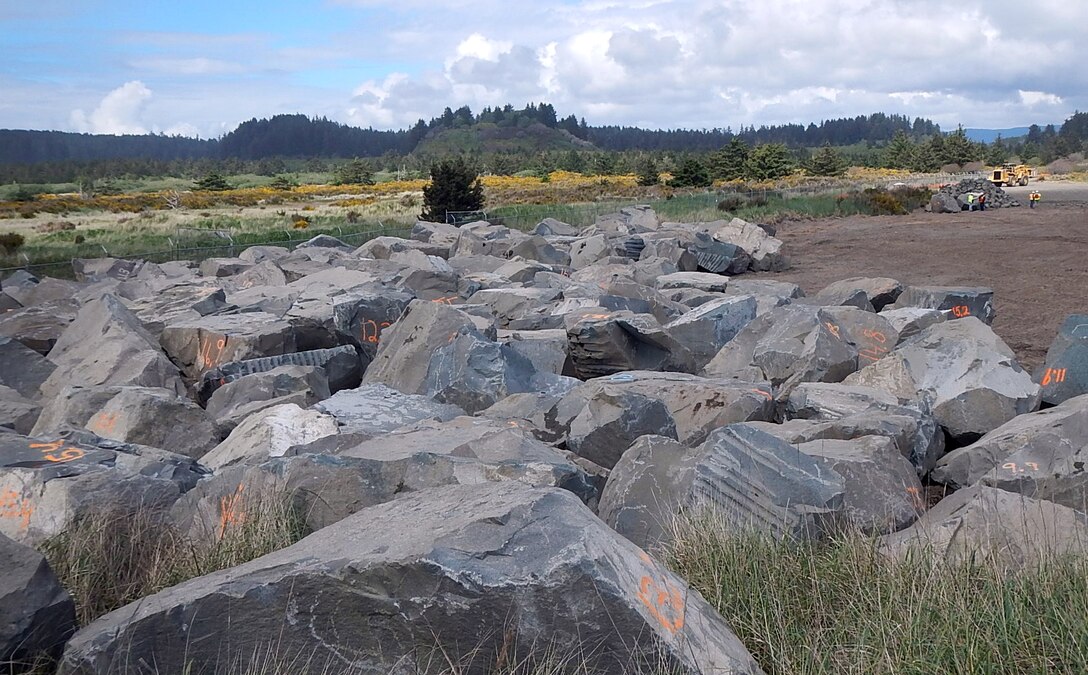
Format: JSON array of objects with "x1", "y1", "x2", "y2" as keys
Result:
[
  {"x1": 950, "y1": 305, "x2": 971, "y2": 318},
  {"x1": 1041, "y1": 368, "x2": 1067, "y2": 386},
  {"x1": 0, "y1": 490, "x2": 32, "y2": 531},
  {"x1": 218, "y1": 484, "x2": 246, "y2": 539}
]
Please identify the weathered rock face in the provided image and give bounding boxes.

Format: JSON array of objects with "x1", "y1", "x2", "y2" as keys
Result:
[
  {"x1": 0, "y1": 299, "x2": 80, "y2": 355},
  {"x1": 160, "y1": 312, "x2": 296, "y2": 379},
  {"x1": 1036, "y1": 314, "x2": 1088, "y2": 405},
  {"x1": 814, "y1": 277, "x2": 903, "y2": 312},
  {"x1": 313, "y1": 384, "x2": 463, "y2": 436},
  {"x1": 199, "y1": 404, "x2": 339, "y2": 470},
  {"x1": 498, "y1": 329, "x2": 572, "y2": 377},
  {"x1": 0, "y1": 337, "x2": 56, "y2": 401},
  {"x1": 890, "y1": 285, "x2": 996, "y2": 325},
  {"x1": 846, "y1": 317, "x2": 1040, "y2": 442},
  {"x1": 796, "y1": 436, "x2": 923, "y2": 534},
  {"x1": 0, "y1": 430, "x2": 207, "y2": 545},
  {"x1": 39, "y1": 295, "x2": 184, "y2": 401},
  {"x1": 878, "y1": 307, "x2": 946, "y2": 342},
  {"x1": 32, "y1": 386, "x2": 220, "y2": 459},
  {"x1": 783, "y1": 382, "x2": 945, "y2": 473},
  {"x1": 691, "y1": 424, "x2": 845, "y2": 540},
  {"x1": 1, "y1": 532, "x2": 77, "y2": 667},
  {"x1": 880, "y1": 484, "x2": 1088, "y2": 572},
  {"x1": 197, "y1": 345, "x2": 361, "y2": 403},
  {"x1": 0, "y1": 385, "x2": 40, "y2": 435},
  {"x1": 564, "y1": 311, "x2": 680, "y2": 378},
  {"x1": 598, "y1": 435, "x2": 702, "y2": 549},
  {"x1": 931, "y1": 394, "x2": 1088, "y2": 509},
  {"x1": 62, "y1": 483, "x2": 764, "y2": 675},
  {"x1": 205, "y1": 365, "x2": 331, "y2": 428},
  {"x1": 123, "y1": 284, "x2": 229, "y2": 338},
  {"x1": 663, "y1": 295, "x2": 759, "y2": 371},
  {"x1": 703, "y1": 304, "x2": 899, "y2": 394},
  {"x1": 712, "y1": 218, "x2": 789, "y2": 272},
  {"x1": 362, "y1": 299, "x2": 484, "y2": 395}
]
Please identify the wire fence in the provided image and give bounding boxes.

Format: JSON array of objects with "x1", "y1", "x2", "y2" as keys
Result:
[{"x1": 0, "y1": 171, "x2": 976, "y2": 280}]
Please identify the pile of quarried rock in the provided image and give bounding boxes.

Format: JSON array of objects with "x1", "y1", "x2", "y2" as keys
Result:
[
  {"x1": 1, "y1": 206, "x2": 1085, "y2": 674},
  {"x1": 929, "y1": 177, "x2": 1021, "y2": 212}
]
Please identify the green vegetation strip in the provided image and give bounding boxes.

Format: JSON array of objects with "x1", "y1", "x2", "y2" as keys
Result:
[{"x1": 668, "y1": 517, "x2": 1088, "y2": 674}]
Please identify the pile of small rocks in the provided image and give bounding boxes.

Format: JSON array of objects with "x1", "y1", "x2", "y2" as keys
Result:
[{"x1": 930, "y1": 178, "x2": 1020, "y2": 212}]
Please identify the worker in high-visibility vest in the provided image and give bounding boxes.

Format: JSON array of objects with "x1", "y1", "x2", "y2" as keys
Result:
[
  {"x1": 1029, "y1": 191, "x2": 1041, "y2": 209},
  {"x1": 965, "y1": 193, "x2": 976, "y2": 211}
]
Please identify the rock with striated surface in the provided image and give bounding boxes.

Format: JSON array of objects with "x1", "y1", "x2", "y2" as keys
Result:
[
  {"x1": 61, "y1": 482, "x2": 763, "y2": 675},
  {"x1": 314, "y1": 383, "x2": 463, "y2": 436}
]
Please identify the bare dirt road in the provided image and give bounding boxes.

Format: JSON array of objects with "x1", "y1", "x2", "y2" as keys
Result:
[{"x1": 754, "y1": 180, "x2": 1088, "y2": 371}]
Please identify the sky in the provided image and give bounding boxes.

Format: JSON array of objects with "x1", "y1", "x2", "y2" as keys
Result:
[{"x1": 1, "y1": 0, "x2": 1083, "y2": 138}]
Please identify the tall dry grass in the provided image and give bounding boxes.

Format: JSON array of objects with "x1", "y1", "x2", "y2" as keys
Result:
[{"x1": 665, "y1": 514, "x2": 1088, "y2": 674}]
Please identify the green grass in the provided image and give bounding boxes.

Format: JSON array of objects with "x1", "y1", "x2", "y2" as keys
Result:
[{"x1": 666, "y1": 515, "x2": 1088, "y2": 675}]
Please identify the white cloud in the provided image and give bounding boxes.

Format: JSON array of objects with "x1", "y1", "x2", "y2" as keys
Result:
[
  {"x1": 1019, "y1": 90, "x2": 1063, "y2": 107},
  {"x1": 129, "y1": 58, "x2": 246, "y2": 76},
  {"x1": 70, "y1": 81, "x2": 152, "y2": 135}
]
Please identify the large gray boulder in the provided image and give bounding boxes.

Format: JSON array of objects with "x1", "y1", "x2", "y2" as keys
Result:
[
  {"x1": 1, "y1": 533, "x2": 77, "y2": 667},
  {"x1": 711, "y1": 217, "x2": 789, "y2": 271},
  {"x1": 160, "y1": 312, "x2": 296, "y2": 379},
  {"x1": 313, "y1": 384, "x2": 463, "y2": 436},
  {"x1": 205, "y1": 365, "x2": 331, "y2": 429},
  {"x1": 814, "y1": 277, "x2": 902, "y2": 312},
  {"x1": 703, "y1": 304, "x2": 899, "y2": 394},
  {"x1": 124, "y1": 284, "x2": 229, "y2": 337},
  {"x1": 556, "y1": 371, "x2": 776, "y2": 449},
  {"x1": 663, "y1": 295, "x2": 759, "y2": 371},
  {"x1": 1036, "y1": 314, "x2": 1088, "y2": 405},
  {"x1": 362, "y1": 299, "x2": 485, "y2": 395},
  {"x1": 890, "y1": 285, "x2": 995, "y2": 325},
  {"x1": 0, "y1": 337, "x2": 56, "y2": 401},
  {"x1": 931, "y1": 394, "x2": 1088, "y2": 509},
  {"x1": 564, "y1": 310, "x2": 683, "y2": 378},
  {"x1": 38, "y1": 295, "x2": 184, "y2": 401},
  {"x1": 196, "y1": 345, "x2": 361, "y2": 403},
  {"x1": 846, "y1": 317, "x2": 1040, "y2": 442},
  {"x1": 880, "y1": 484, "x2": 1088, "y2": 572},
  {"x1": 0, "y1": 299, "x2": 80, "y2": 355},
  {"x1": 0, "y1": 430, "x2": 207, "y2": 545},
  {"x1": 32, "y1": 386, "x2": 220, "y2": 459},
  {"x1": 199, "y1": 404, "x2": 340, "y2": 470},
  {"x1": 62, "y1": 483, "x2": 763, "y2": 675}
]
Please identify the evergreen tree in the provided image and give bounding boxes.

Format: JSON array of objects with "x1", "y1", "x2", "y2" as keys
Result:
[
  {"x1": 269, "y1": 174, "x2": 297, "y2": 190},
  {"x1": 987, "y1": 136, "x2": 1009, "y2": 166},
  {"x1": 708, "y1": 138, "x2": 749, "y2": 180},
  {"x1": 334, "y1": 158, "x2": 374, "y2": 185},
  {"x1": 558, "y1": 150, "x2": 587, "y2": 173},
  {"x1": 744, "y1": 143, "x2": 794, "y2": 180},
  {"x1": 194, "y1": 171, "x2": 231, "y2": 191},
  {"x1": 419, "y1": 157, "x2": 484, "y2": 223},
  {"x1": 882, "y1": 130, "x2": 916, "y2": 169},
  {"x1": 942, "y1": 126, "x2": 980, "y2": 166},
  {"x1": 636, "y1": 156, "x2": 660, "y2": 186},
  {"x1": 592, "y1": 153, "x2": 618, "y2": 176},
  {"x1": 668, "y1": 157, "x2": 712, "y2": 187},
  {"x1": 808, "y1": 143, "x2": 847, "y2": 177}
]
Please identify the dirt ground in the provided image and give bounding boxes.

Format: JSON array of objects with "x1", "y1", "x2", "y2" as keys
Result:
[{"x1": 754, "y1": 181, "x2": 1088, "y2": 371}]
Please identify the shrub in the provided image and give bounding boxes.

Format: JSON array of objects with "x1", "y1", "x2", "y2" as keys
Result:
[
  {"x1": 420, "y1": 157, "x2": 485, "y2": 223},
  {"x1": 668, "y1": 157, "x2": 712, "y2": 188},
  {"x1": 717, "y1": 195, "x2": 746, "y2": 211},
  {"x1": 0, "y1": 231, "x2": 25, "y2": 254}
]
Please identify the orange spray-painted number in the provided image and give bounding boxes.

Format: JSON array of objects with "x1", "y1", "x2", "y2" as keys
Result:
[
  {"x1": 29, "y1": 440, "x2": 86, "y2": 464},
  {"x1": 950, "y1": 305, "x2": 971, "y2": 318},
  {"x1": 0, "y1": 490, "x2": 33, "y2": 531},
  {"x1": 360, "y1": 320, "x2": 391, "y2": 344},
  {"x1": 636, "y1": 552, "x2": 687, "y2": 634},
  {"x1": 1002, "y1": 462, "x2": 1040, "y2": 475},
  {"x1": 197, "y1": 335, "x2": 227, "y2": 369},
  {"x1": 1041, "y1": 368, "x2": 1067, "y2": 386},
  {"x1": 824, "y1": 322, "x2": 841, "y2": 339}
]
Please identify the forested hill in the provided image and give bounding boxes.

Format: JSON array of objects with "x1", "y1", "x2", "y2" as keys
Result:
[{"x1": 0, "y1": 106, "x2": 943, "y2": 165}]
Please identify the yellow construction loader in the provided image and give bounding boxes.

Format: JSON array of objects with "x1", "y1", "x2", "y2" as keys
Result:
[{"x1": 988, "y1": 163, "x2": 1036, "y2": 187}]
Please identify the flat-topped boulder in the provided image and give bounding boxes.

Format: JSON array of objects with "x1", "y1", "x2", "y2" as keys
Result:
[
  {"x1": 0, "y1": 429, "x2": 207, "y2": 545},
  {"x1": 160, "y1": 311, "x2": 296, "y2": 379},
  {"x1": 890, "y1": 285, "x2": 995, "y2": 325}
]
